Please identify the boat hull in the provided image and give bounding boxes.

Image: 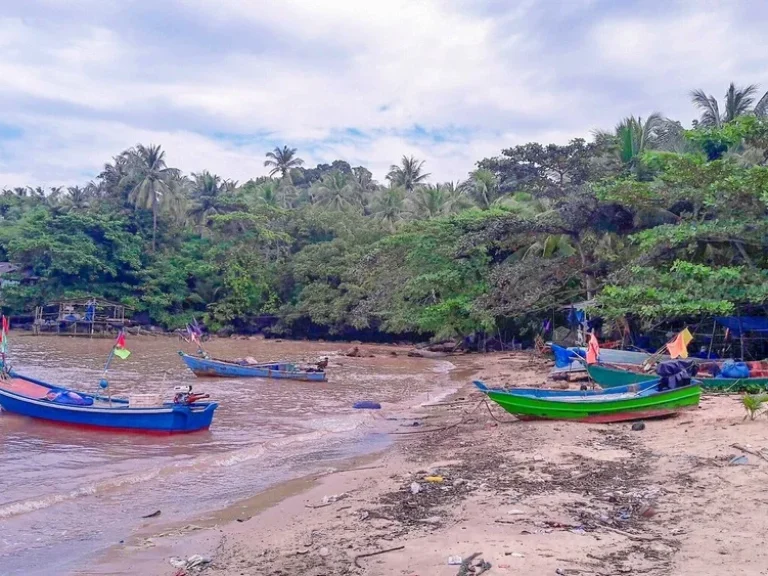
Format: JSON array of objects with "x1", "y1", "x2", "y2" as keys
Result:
[
  {"x1": 0, "y1": 374, "x2": 217, "y2": 433},
  {"x1": 180, "y1": 353, "x2": 327, "y2": 381},
  {"x1": 586, "y1": 363, "x2": 768, "y2": 392},
  {"x1": 476, "y1": 381, "x2": 700, "y2": 422}
]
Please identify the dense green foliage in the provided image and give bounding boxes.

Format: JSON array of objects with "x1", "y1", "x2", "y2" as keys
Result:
[{"x1": 3, "y1": 85, "x2": 768, "y2": 338}]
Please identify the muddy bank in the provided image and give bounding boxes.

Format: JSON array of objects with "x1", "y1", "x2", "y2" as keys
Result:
[{"x1": 85, "y1": 352, "x2": 768, "y2": 576}]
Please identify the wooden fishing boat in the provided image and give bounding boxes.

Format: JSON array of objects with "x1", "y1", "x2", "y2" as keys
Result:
[
  {"x1": 0, "y1": 372, "x2": 217, "y2": 433},
  {"x1": 474, "y1": 379, "x2": 659, "y2": 398},
  {"x1": 586, "y1": 363, "x2": 768, "y2": 392},
  {"x1": 474, "y1": 380, "x2": 700, "y2": 423},
  {"x1": 179, "y1": 352, "x2": 327, "y2": 382}
]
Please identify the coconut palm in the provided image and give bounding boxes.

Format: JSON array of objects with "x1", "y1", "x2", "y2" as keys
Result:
[
  {"x1": 188, "y1": 171, "x2": 228, "y2": 231},
  {"x1": 460, "y1": 169, "x2": 503, "y2": 209},
  {"x1": 408, "y1": 183, "x2": 461, "y2": 219},
  {"x1": 690, "y1": 83, "x2": 767, "y2": 128},
  {"x1": 386, "y1": 155, "x2": 430, "y2": 192},
  {"x1": 121, "y1": 144, "x2": 178, "y2": 251},
  {"x1": 594, "y1": 113, "x2": 682, "y2": 174},
  {"x1": 264, "y1": 146, "x2": 304, "y2": 179},
  {"x1": 61, "y1": 186, "x2": 91, "y2": 212},
  {"x1": 371, "y1": 186, "x2": 407, "y2": 230},
  {"x1": 314, "y1": 172, "x2": 359, "y2": 211}
]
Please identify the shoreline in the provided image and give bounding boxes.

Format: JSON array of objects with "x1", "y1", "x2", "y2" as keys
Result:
[{"x1": 80, "y1": 352, "x2": 768, "y2": 576}]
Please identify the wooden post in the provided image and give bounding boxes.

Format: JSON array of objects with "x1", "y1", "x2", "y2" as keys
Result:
[
  {"x1": 707, "y1": 320, "x2": 717, "y2": 360},
  {"x1": 738, "y1": 311, "x2": 745, "y2": 360}
]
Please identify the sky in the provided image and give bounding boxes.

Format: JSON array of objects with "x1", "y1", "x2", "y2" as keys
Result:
[{"x1": 1, "y1": 0, "x2": 767, "y2": 188}]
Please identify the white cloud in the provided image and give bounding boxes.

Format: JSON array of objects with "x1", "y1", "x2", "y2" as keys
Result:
[{"x1": 1, "y1": 1, "x2": 768, "y2": 188}]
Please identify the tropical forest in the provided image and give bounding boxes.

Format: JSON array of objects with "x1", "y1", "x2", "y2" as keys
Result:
[{"x1": 2, "y1": 84, "x2": 768, "y2": 344}]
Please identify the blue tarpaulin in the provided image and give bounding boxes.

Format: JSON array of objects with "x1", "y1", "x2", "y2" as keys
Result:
[
  {"x1": 551, "y1": 344, "x2": 585, "y2": 368},
  {"x1": 714, "y1": 316, "x2": 768, "y2": 336}
]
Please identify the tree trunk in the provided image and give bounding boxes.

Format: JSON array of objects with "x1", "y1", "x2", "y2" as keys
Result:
[
  {"x1": 152, "y1": 192, "x2": 158, "y2": 252},
  {"x1": 574, "y1": 236, "x2": 597, "y2": 299}
]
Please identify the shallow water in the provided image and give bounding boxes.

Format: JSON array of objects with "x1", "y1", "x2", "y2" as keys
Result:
[{"x1": 0, "y1": 336, "x2": 454, "y2": 575}]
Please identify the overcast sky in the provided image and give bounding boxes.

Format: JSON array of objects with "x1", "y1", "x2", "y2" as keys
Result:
[{"x1": 1, "y1": 0, "x2": 767, "y2": 188}]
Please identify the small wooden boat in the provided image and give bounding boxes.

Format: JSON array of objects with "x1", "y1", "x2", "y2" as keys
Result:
[
  {"x1": 475, "y1": 379, "x2": 659, "y2": 398},
  {"x1": 474, "y1": 380, "x2": 700, "y2": 423},
  {"x1": 0, "y1": 372, "x2": 217, "y2": 433},
  {"x1": 586, "y1": 363, "x2": 768, "y2": 392},
  {"x1": 179, "y1": 352, "x2": 327, "y2": 382}
]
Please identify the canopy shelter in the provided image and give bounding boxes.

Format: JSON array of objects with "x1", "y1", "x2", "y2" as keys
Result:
[{"x1": 33, "y1": 298, "x2": 133, "y2": 338}]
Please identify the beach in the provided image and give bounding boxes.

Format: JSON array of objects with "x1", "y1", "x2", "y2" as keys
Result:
[{"x1": 76, "y1": 352, "x2": 768, "y2": 576}]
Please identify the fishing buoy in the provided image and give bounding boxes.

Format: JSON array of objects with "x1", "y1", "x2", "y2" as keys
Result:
[
  {"x1": 353, "y1": 401, "x2": 381, "y2": 410},
  {"x1": 99, "y1": 379, "x2": 109, "y2": 390}
]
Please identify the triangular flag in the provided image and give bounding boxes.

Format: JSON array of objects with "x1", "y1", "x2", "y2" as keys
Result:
[
  {"x1": 113, "y1": 330, "x2": 130, "y2": 359},
  {"x1": 667, "y1": 328, "x2": 693, "y2": 359},
  {"x1": 586, "y1": 332, "x2": 600, "y2": 365},
  {"x1": 113, "y1": 348, "x2": 131, "y2": 360}
]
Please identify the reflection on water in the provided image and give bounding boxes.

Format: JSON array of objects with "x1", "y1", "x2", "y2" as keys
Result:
[{"x1": 0, "y1": 336, "x2": 453, "y2": 575}]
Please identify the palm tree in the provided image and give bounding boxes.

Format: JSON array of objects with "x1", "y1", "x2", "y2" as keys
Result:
[
  {"x1": 594, "y1": 113, "x2": 681, "y2": 174},
  {"x1": 460, "y1": 169, "x2": 502, "y2": 209},
  {"x1": 690, "y1": 83, "x2": 768, "y2": 128},
  {"x1": 408, "y1": 184, "x2": 460, "y2": 219},
  {"x1": 264, "y1": 146, "x2": 304, "y2": 178},
  {"x1": 315, "y1": 172, "x2": 358, "y2": 211},
  {"x1": 188, "y1": 171, "x2": 227, "y2": 231},
  {"x1": 371, "y1": 186, "x2": 407, "y2": 230},
  {"x1": 61, "y1": 186, "x2": 91, "y2": 212},
  {"x1": 121, "y1": 144, "x2": 178, "y2": 251},
  {"x1": 386, "y1": 155, "x2": 430, "y2": 192}
]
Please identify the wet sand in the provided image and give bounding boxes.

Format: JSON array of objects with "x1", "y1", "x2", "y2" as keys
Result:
[{"x1": 81, "y1": 351, "x2": 768, "y2": 576}]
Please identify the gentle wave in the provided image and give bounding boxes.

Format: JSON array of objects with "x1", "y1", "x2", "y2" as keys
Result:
[{"x1": 0, "y1": 413, "x2": 372, "y2": 520}]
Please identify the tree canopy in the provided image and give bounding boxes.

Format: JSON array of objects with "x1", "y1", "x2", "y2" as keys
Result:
[{"x1": 3, "y1": 83, "x2": 768, "y2": 340}]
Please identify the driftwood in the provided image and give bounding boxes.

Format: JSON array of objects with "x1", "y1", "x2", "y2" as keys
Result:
[
  {"x1": 353, "y1": 545, "x2": 405, "y2": 568},
  {"x1": 731, "y1": 443, "x2": 768, "y2": 463},
  {"x1": 601, "y1": 525, "x2": 659, "y2": 542}
]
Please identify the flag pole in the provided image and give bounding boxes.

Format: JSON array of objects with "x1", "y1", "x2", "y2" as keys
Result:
[{"x1": 100, "y1": 330, "x2": 121, "y2": 406}]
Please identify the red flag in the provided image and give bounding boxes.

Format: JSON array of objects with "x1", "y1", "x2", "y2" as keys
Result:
[
  {"x1": 2, "y1": 316, "x2": 8, "y2": 332},
  {"x1": 586, "y1": 333, "x2": 600, "y2": 365},
  {"x1": 115, "y1": 331, "x2": 126, "y2": 349}
]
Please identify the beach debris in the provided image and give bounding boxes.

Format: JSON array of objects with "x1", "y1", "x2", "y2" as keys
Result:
[
  {"x1": 730, "y1": 443, "x2": 768, "y2": 462},
  {"x1": 424, "y1": 475, "x2": 444, "y2": 483},
  {"x1": 729, "y1": 455, "x2": 749, "y2": 466},
  {"x1": 631, "y1": 422, "x2": 646, "y2": 431},
  {"x1": 322, "y1": 493, "x2": 348, "y2": 504},
  {"x1": 141, "y1": 509, "x2": 161, "y2": 518},
  {"x1": 318, "y1": 547, "x2": 330, "y2": 557},
  {"x1": 410, "y1": 482, "x2": 422, "y2": 494},
  {"x1": 448, "y1": 556, "x2": 464, "y2": 565},
  {"x1": 353, "y1": 401, "x2": 382, "y2": 410},
  {"x1": 169, "y1": 555, "x2": 211, "y2": 571},
  {"x1": 353, "y1": 545, "x2": 405, "y2": 568},
  {"x1": 504, "y1": 552, "x2": 525, "y2": 557},
  {"x1": 507, "y1": 509, "x2": 525, "y2": 515},
  {"x1": 418, "y1": 516, "x2": 442, "y2": 524}
]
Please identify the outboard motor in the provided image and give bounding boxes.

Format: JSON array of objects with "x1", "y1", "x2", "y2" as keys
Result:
[
  {"x1": 173, "y1": 384, "x2": 209, "y2": 405},
  {"x1": 656, "y1": 360, "x2": 698, "y2": 391}
]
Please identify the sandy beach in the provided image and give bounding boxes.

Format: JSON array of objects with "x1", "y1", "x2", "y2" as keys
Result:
[{"x1": 82, "y1": 352, "x2": 768, "y2": 576}]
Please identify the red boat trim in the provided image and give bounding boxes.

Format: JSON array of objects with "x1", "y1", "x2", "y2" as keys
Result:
[{"x1": 516, "y1": 407, "x2": 696, "y2": 423}]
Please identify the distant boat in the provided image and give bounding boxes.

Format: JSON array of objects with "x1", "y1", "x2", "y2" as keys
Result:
[
  {"x1": 179, "y1": 352, "x2": 328, "y2": 382},
  {"x1": 549, "y1": 344, "x2": 666, "y2": 379},
  {"x1": 0, "y1": 372, "x2": 217, "y2": 433},
  {"x1": 474, "y1": 379, "x2": 700, "y2": 423},
  {"x1": 586, "y1": 363, "x2": 768, "y2": 392}
]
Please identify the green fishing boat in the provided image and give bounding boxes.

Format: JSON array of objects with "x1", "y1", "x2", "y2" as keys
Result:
[
  {"x1": 586, "y1": 363, "x2": 768, "y2": 392},
  {"x1": 475, "y1": 381, "x2": 700, "y2": 423}
]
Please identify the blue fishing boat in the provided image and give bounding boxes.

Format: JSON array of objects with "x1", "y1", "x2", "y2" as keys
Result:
[
  {"x1": 179, "y1": 352, "x2": 328, "y2": 382},
  {"x1": 0, "y1": 372, "x2": 217, "y2": 433},
  {"x1": 473, "y1": 379, "x2": 659, "y2": 397}
]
